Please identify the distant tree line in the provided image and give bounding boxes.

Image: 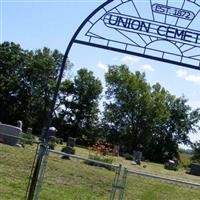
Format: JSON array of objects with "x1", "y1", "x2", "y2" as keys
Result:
[{"x1": 0, "y1": 42, "x2": 200, "y2": 163}]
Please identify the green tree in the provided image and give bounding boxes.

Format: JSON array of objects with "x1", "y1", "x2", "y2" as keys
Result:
[
  {"x1": 0, "y1": 42, "x2": 68, "y2": 133},
  {"x1": 103, "y1": 65, "x2": 152, "y2": 152},
  {"x1": 103, "y1": 65, "x2": 200, "y2": 162},
  {"x1": 0, "y1": 42, "x2": 29, "y2": 125},
  {"x1": 143, "y1": 83, "x2": 172, "y2": 162},
  {"x1": 58, "y1": 68, "x2": 102, "y2": 145},
  {"x1": 22, "y1": 47, "x2": 65, "y2": 133}
]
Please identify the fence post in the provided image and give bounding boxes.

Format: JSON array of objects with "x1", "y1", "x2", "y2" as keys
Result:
[
  {"x1": 110, "y1": 164, "x2": 122, "y2": 200},
  {"x1": 26, "y1": 143, "x2": 49, "y2": 200},
  {"x1": 118, "y1": 168, "x2": 128, "y2": 200}
]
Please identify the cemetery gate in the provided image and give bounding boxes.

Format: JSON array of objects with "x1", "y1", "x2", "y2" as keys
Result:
[{"x1": 25, "y1": 0, "x2": 200, "y2": 199}]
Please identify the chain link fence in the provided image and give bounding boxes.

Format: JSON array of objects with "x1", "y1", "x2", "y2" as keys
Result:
[
  {"x1": 0, "y1": 133, "x2": 121, "y2": 200},
  {"x1": 38, "y1": 150, "x2": 121, "y2": 200},
  {"x1": 0, "y1": 133, "x2": 39, "y2": 200},
  {"x1": 1, "y1": 132, "x2": 200, "y2": 200},
  {"x1": 119, "y1": 168, "x2": 200, "y2": 200}
]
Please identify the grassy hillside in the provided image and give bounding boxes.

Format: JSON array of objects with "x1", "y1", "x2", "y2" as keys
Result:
[{"x1": 0, "y1": 143, "x2": 200, "y2": 200}]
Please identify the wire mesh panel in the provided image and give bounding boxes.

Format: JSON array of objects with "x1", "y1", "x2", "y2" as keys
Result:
[
  {"x1": 122, "y1": 169, "x2": 200, "y2": 200},
  {"x1": 39, "y1": 150, "x2": 120, "y2": 200},
  {"x1": 0, "y1": 133, "x2": 39, "y2": 200}
]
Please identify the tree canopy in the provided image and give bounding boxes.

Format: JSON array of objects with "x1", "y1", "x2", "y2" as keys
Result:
[
  {"x1": 0, "y1": 42, "x2": 68, "y2": 133},
  {"x1": 102, "y1": 65, "x2": 200, "y2": 162},
  {"x1": 56, "y1": 68, "x2": 103, "y2": 145},
  {"x1": 1, "y1": 42, "x2": 199, "y2": 162}
]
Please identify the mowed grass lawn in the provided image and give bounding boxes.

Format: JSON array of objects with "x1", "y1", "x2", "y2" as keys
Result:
[{"x1": 0, "y1": 143, "x2": 200, "y2": 200}]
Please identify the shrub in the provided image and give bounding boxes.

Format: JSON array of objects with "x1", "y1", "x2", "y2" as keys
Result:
[
  {"x1": 61, "y1": 146, "x2": 76, "y2": 159},
  {"x1": 21, "y1": 133, "x2": 36, "y2": 145},
  {"x1": 88, "y1": 154, "x2": 114, "y2": 164},
  {"x1": 89, "y1": 143, "x2": 113, "y2": 156},
  {"x1": 48, "y1": 136, "x2": 58, "y2": 150},
  {"x1": 164, "y1": 160, "x2": 179, "y2": 171},
  {"x1": 123, "y1": 153, "x2": 134, "y2": 161},
  {"x1": 58, "y1": 138, "x2": 64, "y2": 145},
  {"x1": 86, "y1": 144, "x2": 115, "y2": 170},
  {"x1": 86, "y1": 153, "x2": 115, "y2": 170},
  {"x1": 179, "y1": 153, "x2": 192, "y2": 169},
  {"x1": 61, "y1": 146, "x2": 76, "y2": 155}
]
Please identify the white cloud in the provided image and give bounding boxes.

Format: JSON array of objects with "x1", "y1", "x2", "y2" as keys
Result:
[
  {"x1": 185, "y1": 74, "x2": 200, "y2": 83},
  {"x1": 142, "y1": 64, "x2": 155, "y2": 72},
  {"x1": 176, "y1": 70, "x2": 187, "y2": 77},
  {"x1": 187, "y1": 100, "x2": 200, "y2": 109},
  {"x1": 112, "y1": 57, "x2": 119, "y2": 61},
  {"x1": 176, "y1": 70, "x2": 200, "y2": 85},
  {"x1": 97, "y1": 61, "x2": 108, "y2": 72},
  {"x1": 121, "y1": 55, "x2": 141, "y2": 64}
]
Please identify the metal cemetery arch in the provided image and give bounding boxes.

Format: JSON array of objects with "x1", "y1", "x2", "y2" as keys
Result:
[
  {"x1": 48, "y1": 0, "x2": 200, "y2": 138},
  {"x1": 47, "y1": 0, "x2": 200, "y2": 139},
  {"x1": 69, "y1": 0, "x2": 200, "y2": 71},
  {"x1": 27, "y1": 0, "x2": 200, "y2": 199}
]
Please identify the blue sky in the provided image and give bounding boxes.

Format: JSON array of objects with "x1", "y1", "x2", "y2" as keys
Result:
[{"x1": 1, "y1": 0, "x2": 200, "y2": 146}]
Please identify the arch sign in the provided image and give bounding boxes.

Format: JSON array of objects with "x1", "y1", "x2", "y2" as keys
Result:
[
  {"x1": 49, "y1": 0, "x2": 200, "y2": 137},
  {"x1": 70, "y1": 0, "x2": 200, "y2": 71},
  {"x1": 45, "y1": 0, "x2": 200, "y2": 140}
]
